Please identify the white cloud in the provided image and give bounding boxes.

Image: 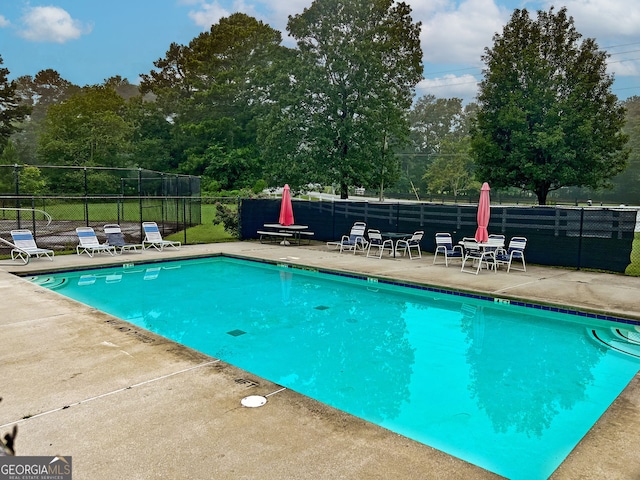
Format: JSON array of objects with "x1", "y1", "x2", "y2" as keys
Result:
[
  {"x1": 188, "y1": 2, "x2": 232, "y2": 29},
  {"x1": 0, "y1": 15, "x2": 10, "y2": 28},
  {"x1": 420, "y1": 0, "x2": 509, "y2": 65},
  {"x1": 416, "y1": 74, "x2": 480, "y2": 103},
  {"x1": 608, "y1": 59, "x2": 640, "y2": 77},
  {"x1": 542, "y1": 0, "x2": 640, "y2": 38},
  {"x1": 187, "y1": 0, "x2": 263, "y2": 29},
  {"x1": 539, "y1": 0, "x2": 640, "y2": 81},
  {"x1": 18, "y1": 6, "x2": 91, "y2": 43}
]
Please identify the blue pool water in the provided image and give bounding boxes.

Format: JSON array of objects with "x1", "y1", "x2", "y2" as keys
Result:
[{"x1": 30, "y1": 256, "x2": 640, "y2": 479}]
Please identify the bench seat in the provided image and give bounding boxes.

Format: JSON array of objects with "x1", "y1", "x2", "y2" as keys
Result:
[{"x1": 258, "y1": 230, "x2": 293, "y2": 243}]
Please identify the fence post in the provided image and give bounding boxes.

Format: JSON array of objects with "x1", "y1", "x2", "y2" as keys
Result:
[
  {"x1": 577, "y1": 207, "x2": 584, "y2": 270},
  {"x1": 31, "y1": 197, "x2": 36, "y2": 238},
  {"x1": 84, "y1": 167, "x2": 89, "y2": 226},
  {"x1": 237, "y1": 196, "x2": 242, "y2": 239},
  {"x1": 138, "y1": 168, "x2": 143, "y2": 239},
  {"x1": 14, "y1": 164, "x2": 21, "y2": 228},
  {"x1": 182, "y1": 197, "x2": 187, "y2": 245}
]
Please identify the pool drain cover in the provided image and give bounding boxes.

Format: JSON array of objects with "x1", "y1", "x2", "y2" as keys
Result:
[
  {"x1": 227, "y1": 329, "x2": 246, "y2": 337},
  {"x1": 241, "y1": 395, "x2": 267, "y2": 408}
]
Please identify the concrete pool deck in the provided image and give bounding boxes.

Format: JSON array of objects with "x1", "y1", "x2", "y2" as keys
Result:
[{"x1": 1, "y1": 241, "x2": 640, "y2": 479}]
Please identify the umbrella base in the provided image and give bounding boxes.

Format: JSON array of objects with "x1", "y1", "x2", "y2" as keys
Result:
[{"x1": 280, "y1": 240, "x2": 290, "y2": 246}]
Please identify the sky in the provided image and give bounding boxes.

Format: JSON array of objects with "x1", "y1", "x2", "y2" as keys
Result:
[{"x1": 0, "y1": 0, "x2": 638, "y2": 104}]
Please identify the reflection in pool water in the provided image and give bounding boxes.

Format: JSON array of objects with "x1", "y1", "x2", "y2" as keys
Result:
[{"x1": 31, "y1": 256, "x2": 640, "y2": 480}]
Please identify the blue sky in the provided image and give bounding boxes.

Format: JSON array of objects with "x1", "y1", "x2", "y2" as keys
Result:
[{"x1": 0, "y1": 0, "x2": 638, "y2": 104}]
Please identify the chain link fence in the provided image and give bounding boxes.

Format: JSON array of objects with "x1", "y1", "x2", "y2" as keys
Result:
[
  {"x1": 0, "y1": 195, "x2": 202, "y2": 253},
  {"x1": 0, "y1": 165, "x2": 202, "y2": 254},
  {"x1": 0, "y1": 164, "x2": 200, "y2": 197}
]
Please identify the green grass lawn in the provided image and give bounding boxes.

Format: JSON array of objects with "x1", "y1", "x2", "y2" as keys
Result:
[
  {"x1": 165, "y1": 222, "x2": 235, "y2": 244},
  {"x1": 165, "y1": 203, "x2": 236, "y2": 244}
]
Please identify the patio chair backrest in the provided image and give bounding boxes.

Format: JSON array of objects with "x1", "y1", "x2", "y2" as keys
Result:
[
  {"x1": 349, "y1": 223, "x2": 366, "y2": 241},
  {"x1": 507, "y1": 237, "x2": 527, "y2": 254},
  {"x1": 435, "y1": 232, "x2": 453, "y2": 250},
  {"x1": 104, "y1": 224, "x2": 126, "y2": 247},
  {"x1": 408, "y1": 231, "x2": 424, "y2": 244},
  {"x1": 76, "y1": 227, "x2": 100, "y2": 246},
  {"x1": 143, "y1": 222, "x2": 163, "y2": 242},
  {"x1": 10, "y1": 230, "x2": 37, "y2": 250},
  {"x1": 461, "y1": 237, "x2": 480, "y2": 251},
  {"x1": 104, "y1": 224, "x2": 122, "y2": 235},
  {"x1": 368, "y1": 229, "x2": 383, "y2": 245}
]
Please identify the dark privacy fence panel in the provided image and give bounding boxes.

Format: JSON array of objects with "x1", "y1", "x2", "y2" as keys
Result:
[{"x1": 240, "y1": 199, "x2": 638, "y2": 273}]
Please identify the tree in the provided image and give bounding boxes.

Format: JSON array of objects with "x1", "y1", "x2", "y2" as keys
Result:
[
  {"x1": 471, "y1": 7, "x2": 629, "y2": 205},
  {"x1": 37, "y1": 85, "x2": 133, "y2": 168},
  {"x1": 140, "y1": 13, "x2": 286, "y2": 188},
  {"x1": 125, "y1": 96, "x2": 175, "y2": 172},
  {"x1": 0, "y1": 56, "x2": 31, "y2": 150},
  {"x1": 409, "y1": 95, "x2": 466, "y2": 154},
  {"x1": 260, "y1": 0, "x2": 423, "y2": 198},
  {"x1": 609, "y1": 96, "x2": 640, "y2": 203},
  {"x1": 402, "y1": 95, "x2": 476, "y2": 197},
  {"x1": 423, "y1": 140, "x2": 479, "y2": 200},
  {"x1": 12, "y1": 69, "x2": 79, "y2": 163}
]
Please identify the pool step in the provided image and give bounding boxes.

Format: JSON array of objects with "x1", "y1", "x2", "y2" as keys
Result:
[
  {"x1": 28, "y1": 276, "x2": 67, "y2": 289},
  {"x1": 589, "y1": 327, "x2": 640, "y2": 358}
]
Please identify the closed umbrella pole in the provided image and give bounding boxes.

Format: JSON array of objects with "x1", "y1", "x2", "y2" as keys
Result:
[
  {"x1": 475, "y1": 182, "x2": 490, "y2": 243},
  {"x1": 279, "y1": 184, "x2": 294, "y2": 226}
]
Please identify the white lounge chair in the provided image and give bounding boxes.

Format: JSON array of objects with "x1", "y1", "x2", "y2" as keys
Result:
[
  {"x1": 396, "y1": 230, "x2": 424, "y2": 259},
  {"x1": 326, "y1": 221, "x2": 368, "y2": 254},
  {"x1": 104, "y1": 224, "x2": 142, "y2": 254},
  {"x1": 142, "y1": 222, "x2": 181, "y2": 251},
  {"x1": 366, "y1": 229, "x2": 394, "y2": 258},
  {"x1": 76, "y1": 227, "x2": 116, "y2": 257},
  {"x1": 433, "y1": 232, "x2": 463, "y2": 266},
  {"x1": 10, "y1": 229, "x2": 54, "y2": 263}
]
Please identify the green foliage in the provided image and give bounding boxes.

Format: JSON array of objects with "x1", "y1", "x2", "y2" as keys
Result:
[
  {"x1": 471, "y1": 7, "x2": 629, "y2": 205},
  {"x1": 625, "y1": 233, "x2": 640, "y2": 276},
  {"x1": 1, "y1": 140, "x2": 19, "y2": 163},
  {"x1": 0, "y1": 56, "x2": 31, "y2": 149},
  {"x1": 17, "y1": 165, "x2": 47, "y2": 194},
  {"x1": 125, "y1": 96, "x2": 175, "y2": 172},
  {"x1": 140, "y1": 13, "x2": 286, "y2": 188},
  {"x1": 214, "y1": 201, "x2": 240, "y2": 238},
  {"x1": 609, "y1": 96, "x2": 640, "y2": 203},
  {"x1": 252, "y1": 179, "x2": 267, "y2": 194},
  {"x1": 37, "y1": 86, "x2": 133, "y2": 168},
  {"x1": 403, "y1": 95, "x2": 477, "y2": 197},
  {"x1": 11, "y1": 69, "x2": 80, "y2": 163},
  {"x1": 260, "y1": 0, "x2": 423, "y2": 198},
  {"x1": 187, "y1": 145, "x2": 262, "y2": 190},
  {"x1": 423, "y1": 154, "x2": 478, "y2": 198}
]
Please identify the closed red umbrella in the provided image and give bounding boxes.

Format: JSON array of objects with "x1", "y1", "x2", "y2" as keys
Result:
[
  {"x1": 279, "y1": 184, "x2": 294, "y2": 226},
  {"x1": 475, "y1": 182, "x2": 490, "y2": 243}
]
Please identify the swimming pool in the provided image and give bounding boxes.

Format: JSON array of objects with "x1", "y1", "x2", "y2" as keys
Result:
[{"x1": 29, "y1": 256, "x2": 640, "y2": 479}]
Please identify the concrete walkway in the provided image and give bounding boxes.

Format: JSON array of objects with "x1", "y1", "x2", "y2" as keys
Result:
[{"x1": 1, "y1": 242, "x2": 640, "y2": 479}]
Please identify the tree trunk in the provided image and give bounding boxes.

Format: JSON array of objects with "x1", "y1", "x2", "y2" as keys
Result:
[
  {"x1": 340, "y1": 183, "x2": 349, "y2": 199},
  {"x1": 536, "y1": 186, "x2": 549, "y2": 205}
]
